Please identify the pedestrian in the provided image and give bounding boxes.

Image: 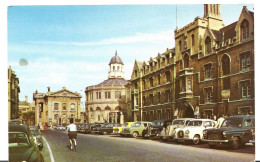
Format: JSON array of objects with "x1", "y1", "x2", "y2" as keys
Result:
[{"x1": 217, "y1": 115, "x2": 225, "y2": 128}]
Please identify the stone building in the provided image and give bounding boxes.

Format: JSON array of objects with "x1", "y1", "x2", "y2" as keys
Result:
[
  {"x1": 8, "y1": 65, "x2": 20, "y2": 120},
  {"x1": 128, "y1": 49, "x2": 175, "y2": 122},
  {"x1": 19, "y1": 96, "x2": 35, "y2": 126},
  {"x1": 33, "y1": 87, "x2": 82, "y2": 129},
  {"x1": 85, "y1": 51, "x2": 127, "y2": 124},
  {"x1": 129, "y1": 4, "x2": 254, "y2": 121}
]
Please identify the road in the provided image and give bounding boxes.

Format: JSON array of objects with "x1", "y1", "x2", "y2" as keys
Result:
[{"x1": 40, "y1": 130, "x2": 255, "y2": 162}]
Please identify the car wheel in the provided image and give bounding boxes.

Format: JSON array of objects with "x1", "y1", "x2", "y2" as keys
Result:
[
  {"x1": 192, "y1": 135, "x2": 200, "y2": 145},
  {"x1": 230, "y1": 137, "x2": 240, "y2": 149},
  {"x1": 132, "y1": 132, "x2": 138, "y2": 138}
]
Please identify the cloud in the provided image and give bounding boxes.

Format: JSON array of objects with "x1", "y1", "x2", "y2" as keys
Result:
[{"x1": 27, "y1": 30, "x2": 174, "y2": 46}]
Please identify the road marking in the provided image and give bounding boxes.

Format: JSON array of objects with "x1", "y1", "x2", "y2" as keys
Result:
[{"x1": 43, "y1": 136, "x2": 55, "y2": 162}]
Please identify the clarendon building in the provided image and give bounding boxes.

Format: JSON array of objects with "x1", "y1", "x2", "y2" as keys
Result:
[
  {"x1": 8, "y1": 65, "x2": 20, "y2": 120},
  {"x1": 128, "y1": 4, "x2": 254, "y2": 121},
  {"x1": 85, "y1": 52, "x2": 127, "y2": 124},
  {"x1": 33, "y1": 87, "x2": 82, "y2": 129}
]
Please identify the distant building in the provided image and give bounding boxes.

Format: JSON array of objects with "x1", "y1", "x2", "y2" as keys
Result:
[
  {"x1": 19, "y1": 96, "x2": 35, "y2": 126},
  {"x1": 85, "y1": 51, "x2": 128, "y2": 124},
  {"x1": 33, "y1": 87, "x2": 82, "y2": 129},
  {"x1": 129, "y1": 4, "x2": 254, "y2": 121},
  {"x1": 8, "y1": 65, "x2": 20, "y2": 120}
]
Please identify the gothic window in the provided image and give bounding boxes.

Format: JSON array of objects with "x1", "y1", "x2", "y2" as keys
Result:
[
  {"x1": 191, "y1": 34, "x2": 195, "y2": 46},
  {"x1": 205, "y1": 37, "x2": 211, "y2": 55},
  {"x1": 240, "y1": 80, "x2": 251, "y2": 98},
  {"x1": 221, "y1": 54, "x2": 230, "y2": 75},
  {"x1": 70, "y1": 103, "x2": 75, "y2": 111},
  {"x1": 204, "y1": 64, "x2": 212, "y2": 79},
  {"x1": 149, "y1": 94, "x2": 154, "y2": 105},
  {"x1": 223, "y1": 77, "x2": 230, "y2": 90},
  {"x1": 184, "y1": 54, "x2": 189, "y2": 68},
  {"x1": 204, "y1": 87, "x2": 213, "y2": 103},
  {"x1": 241, "y1": 19, "x2": 249, "y2": 41},
  {"x1": 150, "y1": 77, "x2": 154, "y2": 87},
  {"x1": 157, "y1": 92, "x2": 161, "y2": 104},
  {"x1": 166, "y1": 71, "x2": 171, "y2": 82},
  {"x1": 179, "y1": 40, "x2": 182, "y2": 53},
  {"x1": 240, "y1": 53, "x2": 251, "y2": 71},
  {"x1": 54, "y1": 103, "x2": 59, "y2": 110},
  {"x1": 166, "y1": 90, "x2": 172, "y2": 102},
  {"x1": 158, "y1": 75, "x2": 161, "y2": 85}
]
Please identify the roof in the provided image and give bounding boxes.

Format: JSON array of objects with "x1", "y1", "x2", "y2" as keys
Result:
[
  {"x1": 97, "y1": 78, "x2": 127, "y2": 86},
  {"x1": 211, "y1": 21, "x2": 237, "y2": 42},
  {"x1": 109, "y1": 51, "x2": 124, "y2": 65}
]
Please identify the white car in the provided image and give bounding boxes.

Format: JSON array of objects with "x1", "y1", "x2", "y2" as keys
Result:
[
  {"x1": 174, "y1": 119, "x2": 216, "y2": 144},
  {"x1": 160, "y1": 118, "x2": 194, "y2": 141}
]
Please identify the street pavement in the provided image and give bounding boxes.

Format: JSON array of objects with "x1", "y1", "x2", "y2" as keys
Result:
[{"x1": 40, "y1": 129, "x2": 255, "y2": 162}]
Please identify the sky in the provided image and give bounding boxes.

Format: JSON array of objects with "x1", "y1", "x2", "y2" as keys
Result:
[{"x1": 6, "y1": 4, "x2": 254, "y2": 104}]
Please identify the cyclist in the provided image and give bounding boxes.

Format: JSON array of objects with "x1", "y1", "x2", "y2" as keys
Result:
[{"x1": 66, "y1": 118, "x2": 77, "y2": 149}]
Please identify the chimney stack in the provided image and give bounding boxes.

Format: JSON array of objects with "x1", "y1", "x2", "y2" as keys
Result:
[{"x1": 47, "y1": 86, "x2": 50, "y2": 92}]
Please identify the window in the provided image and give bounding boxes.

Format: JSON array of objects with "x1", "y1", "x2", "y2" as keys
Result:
[
  {"x1": 70, "y1": 103, "x2": 75, "y2": 111},
  {"x1": 149, "y1": 94, "x2": 154, "y2": 105},
  {"x1": 105, "y1": 91, "x2": 111, "y2": 99},
  {"x1": 179, "y1": 40, "x2": 182, "y2": 52},
  {"x1": 135, "y1": 70, "x2": 137, "y2": 77},
  {"x1": 135, "y1": 97, "x2": 138, "y2": 106},
  {"x1": 115, "y1": 91, "x2": 121, "y2": 99},
  {"x1": 184, "y1": 54, "x2": 189, "y2": 68},
  {"x1": 181, "y1": 77, "x2": 185, "y2": 92},
  {"x1": 157, "y1": 110, "x2": 162, "y2": 120},
  {"x1": 134, "y1": 82, "x2": 138, "y2": 89},
  {"x1": 222, "y1": 54, "x2": 230, "y2": 75},
  {"x1": 54, "y1": 103, "x2": 59, "y2": 110},
  {"x1": 96, "y1": 92, "x2": 101, "y2": 99},
  {"x1": 191, "y1": 34, "x2": 195, "y2": 46},
  {"x1": 204, "y1": 64, "x2": 212, "y2": 79},
  {"x1": 143, "y1": 96, "x2": 146, "y2": 106},
  {"x1": 223, "y1": 77, "x2": 230, "y2": 90},
  {"x1": 205, "y1": 37, "x2": 211, "y2": 55},
  {"x1": 149, "y1": 77, "x2": 153, "y2": 87},
  {"x1": 241, "y1": 20, "x2": 249, "y2": 41},
  {"x1": 143, "y1": 79, "x2": 146, "y2": 89},
  {"x1": 240, "y1": 81, "x2": 251, "y2": 98},
  {"x1": 166, "y1": 71, "x2": 171, "y2": 82},
  {"x1": 240, "y1": 53, "x2": 251, "y2": 71},
  {"x1": 158, "y1": 75, "x2": 161, "y2": 85},
  {"x1": 166, "y1": 90, "x2": 172, "y2": 102},
  {"x1": 157, "y1": 92, "x2": 161, "y2": 104},
  {"x1": 117, "y1": 66, "x2": 120, "y2": 72},
  {"x1": 204, "y1": 88, "x2": 213, "y2": 103}
]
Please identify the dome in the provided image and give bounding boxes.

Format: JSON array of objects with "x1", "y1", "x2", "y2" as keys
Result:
[{"x1": 109, "y1": 51, "x2": 124, "y2": 65}]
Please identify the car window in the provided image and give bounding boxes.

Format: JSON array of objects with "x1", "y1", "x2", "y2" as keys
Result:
[
  {"x1": 203, "y1": 121, "x2": 212, "y2": 127},
  {"x1": 172, "y1": 120, "x2": 185, "y2": 125},
  {"x1": 185, "y1": 120, "x2": 190, "y2": 126},
  {"x1": 9, "y1": 132, "x2": 30, "y2": 147},
  {"x1": 221, "y1": 117, "x2": 243, "y2": 127},
  {"x1": 243, "y1": 119, "x2": 254, "y2": 127},
  {"x1": 187, "y1": 121, "x2": 202, "y2": 126},
  {"x1": 30, "y1": 130, "x2": 37, "y2": 136}
]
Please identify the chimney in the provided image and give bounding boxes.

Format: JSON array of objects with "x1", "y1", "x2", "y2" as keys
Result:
[{"x1": 47, "y1": 86, "x2": 50, "y2": 92}]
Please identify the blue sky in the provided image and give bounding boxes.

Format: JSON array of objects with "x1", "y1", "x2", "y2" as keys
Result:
[{"x1": 7, "y1": 4, "x2": 254, "y2": 104}]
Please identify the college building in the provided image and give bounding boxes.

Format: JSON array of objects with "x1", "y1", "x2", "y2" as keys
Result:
[{"x1": 128, "y1": 4, "x2": 254, "y2": 121}]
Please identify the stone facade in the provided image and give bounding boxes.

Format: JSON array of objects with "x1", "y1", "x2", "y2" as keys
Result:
[
  {"x1": 8, "y1": 65, "x2": 20, "y2": 120},
  {"x1": 128, "y1": 4, "x2": 254, "y2": 121},
  {"x1": 85, "y1": 52, "x2": 127, "y2": 124},
  {"x1": 19, "y1": 96, "x2": 36, "y2": 126},
  {"x1": 33, "y1": 87, "x2": 82, "y2": 129}
]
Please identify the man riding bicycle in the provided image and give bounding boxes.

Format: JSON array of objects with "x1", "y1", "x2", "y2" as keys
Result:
[{"x1": 66, "y1": 118, "x2": 77, "y2": 150}]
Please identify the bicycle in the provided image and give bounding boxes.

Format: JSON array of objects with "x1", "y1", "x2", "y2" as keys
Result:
[{"x1": 70, "y1": 138, "x2": 77, "y2": 151}]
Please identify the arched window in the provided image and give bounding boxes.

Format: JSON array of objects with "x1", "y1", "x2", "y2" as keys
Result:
[
  {"x1": 96, "y1": 107, "x2": 101, "y2": 111},
  {"x1": 222, "y1": 54, "x2": 230, "y2": 75},
  {"x1": 191, "y1": 34, "x2": 195, "y2": 46},
  {"x1": 205, "y1": 37, "x2": 211, "y2": 55},
  {"x1": 241, "y1": 19, "x2": 249, "y2": 41},
  {"x1": 179, "y1": 40, "x2": 182, "y2": 52},
  {"x1": 62, "y1": 103, "x2": 67, "y2": 111},
  {"x1": 184, "y1": 53, "x2": 189, "y2": 68}
]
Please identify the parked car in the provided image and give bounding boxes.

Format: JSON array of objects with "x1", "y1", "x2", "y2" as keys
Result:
[
  {"x1": 121, "y1": 121, "x2": 152, "y2": 138},
  {"x1": 160, "y1": 118, "x2": 194, "y2": 141},
  {"x1": 29, "y1": 126, "x2": 43, "y2": 151},
  {"x1": 55, "y1": 125, "x2": 65, "y2": 131},
  {"x1": 202, "y1": 115, "x2": 255, "y2": 149},
  {"x1": 9, "y1": 124, "x2": 44, "y2": 162},
  {"x1": 143, "y1": 120, "x2": 172, "y2": 139},
  {"x1": 91, "y1": 123, "x2": 106, "y2": 134},
  {"x1": 113, "y1": 122, "x2": 135, "y2": 136},
  {"x1": 77, "y1": 123, "x2": 91, "y2": 134},
  {"x1": 174, "y1": 119, "x2": 216, "y2": 144},
  {"x1": 99, "y1": 123, "x2": 121, "y2": 135}
]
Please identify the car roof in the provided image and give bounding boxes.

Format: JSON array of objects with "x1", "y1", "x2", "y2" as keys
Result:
[
  {"x1": 9, "y1": 124, "x2": 30, "y2": 135},
  {"x1": 189, "y1": 119, "x2": 213, "y2": 121},
  {"x1": 227, "y1": 115, "x2": 255, "y2": 119}
]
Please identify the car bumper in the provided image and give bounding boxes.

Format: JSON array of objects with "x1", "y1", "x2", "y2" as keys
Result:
[{"x1": 201, "y1": 139, "x2": 229, "y2": 143}]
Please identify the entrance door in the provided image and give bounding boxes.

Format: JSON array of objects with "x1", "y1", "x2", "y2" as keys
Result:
[{"x1": 182, "y1": 104, "x2": 194, "y2": 118}]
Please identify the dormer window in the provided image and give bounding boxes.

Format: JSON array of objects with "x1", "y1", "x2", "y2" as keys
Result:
[
  {"x1": 241, "y1": 19, "x2": 249, "y2": 41},
  {"x1": 205, "y1": 36, "x2": 211, "y2": 55}
]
